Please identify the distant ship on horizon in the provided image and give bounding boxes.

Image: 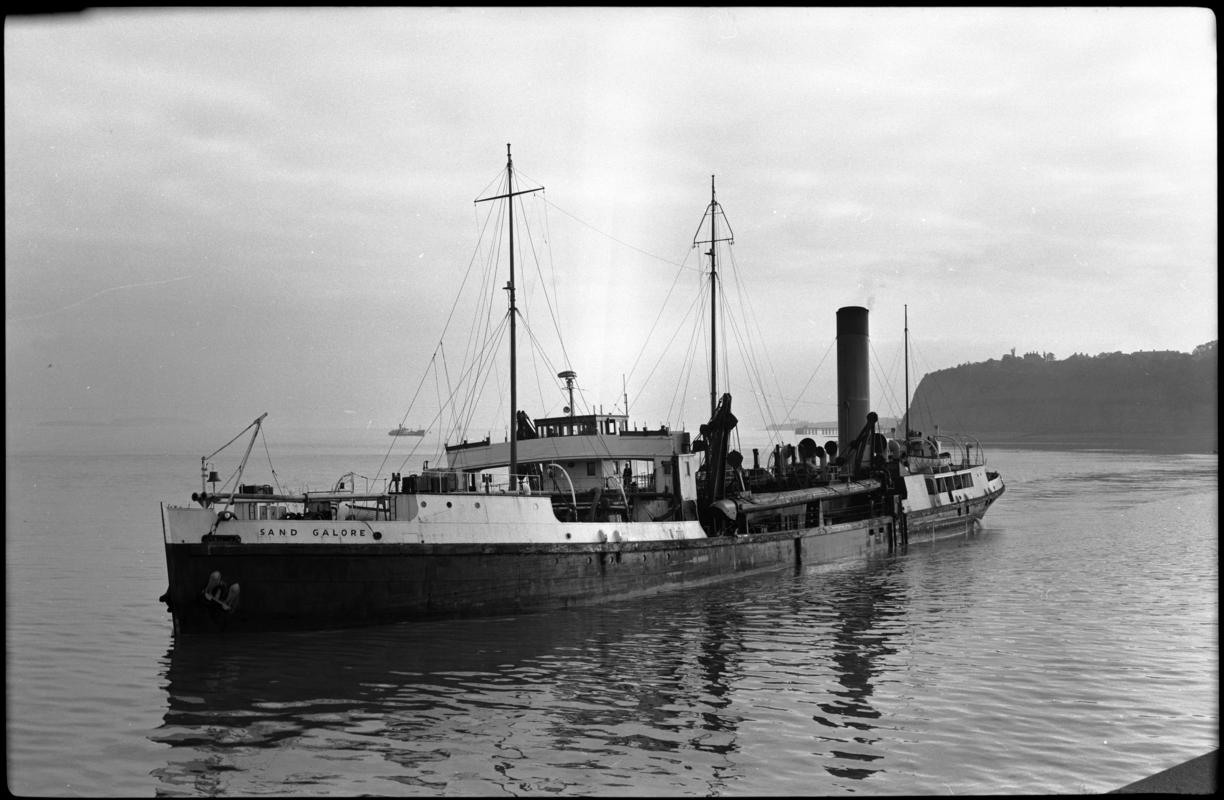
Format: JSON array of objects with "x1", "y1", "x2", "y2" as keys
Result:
[{"x1": 388, "y1": 426, "x2": 426, "y2": 437}]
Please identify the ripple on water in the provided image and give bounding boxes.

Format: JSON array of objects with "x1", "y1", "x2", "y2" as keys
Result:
[{"x1": 5, "y1": 450, "x2": 1218, "y2": 795}]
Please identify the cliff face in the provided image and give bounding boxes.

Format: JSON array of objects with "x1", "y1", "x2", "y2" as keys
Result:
[{"x1": 907, "y1": 342, "x2": 1217, "y2": 452}]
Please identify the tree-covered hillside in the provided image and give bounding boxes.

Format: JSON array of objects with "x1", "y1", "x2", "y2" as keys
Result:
[{"x1": 907, "y1": 341, "x2": 1217, "y2": 452}]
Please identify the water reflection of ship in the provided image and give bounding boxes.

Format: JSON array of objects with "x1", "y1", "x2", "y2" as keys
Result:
[
  {"x1": 150, "y1": 547, "x2": 961, "y2": 793},
  {"x1": 149, "y1": 605, "x2": 752, "y2": 794},
  {"x1": 816, "y1": 563, "x2": 902, "y2": 781},
  {"x1": 530, "y1": 602, "x2": 749, "y2": 794}
]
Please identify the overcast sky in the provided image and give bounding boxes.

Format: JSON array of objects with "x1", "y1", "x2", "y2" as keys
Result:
[{"x1": 5, "y1": 7, "x2": 1217, "y2": 456}]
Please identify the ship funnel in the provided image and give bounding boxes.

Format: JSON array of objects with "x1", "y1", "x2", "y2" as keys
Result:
[{"x1": 836, "y1": 306, "x2": 870, "y2": 459}]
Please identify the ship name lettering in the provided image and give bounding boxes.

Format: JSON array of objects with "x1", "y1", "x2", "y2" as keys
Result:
[
  {"x1": 259, "y1": 527, "x2": 299, "y2": 537},
  {"x1": 311, "y1": 528, "x2": 367, "y2": 538}
]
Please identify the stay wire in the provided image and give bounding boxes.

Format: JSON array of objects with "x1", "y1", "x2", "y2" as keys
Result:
[
  {"x1": 624, "y1": 246, "x2": 700, "y2": 398},
  {"x1": 540, "y1": 193, "x2": 694, "y2": 271},
  {"x1": 259, "y1": 426, "x2": 285, "y2": 495}
]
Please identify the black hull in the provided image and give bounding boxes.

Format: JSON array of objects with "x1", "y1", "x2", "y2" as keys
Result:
[
  {"x1": 166, "y1": 531, "x2": 819, "y2": 634},
  {"x1": 161, "y1": 488, "x2": 1002, "y2": 635}
]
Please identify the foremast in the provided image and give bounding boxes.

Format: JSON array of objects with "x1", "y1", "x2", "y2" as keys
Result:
[{"x1": 475, "y1": 144, "x2": 542, "y2": 481}]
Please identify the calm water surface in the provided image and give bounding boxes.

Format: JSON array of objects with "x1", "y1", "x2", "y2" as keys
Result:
[{"x1": 5, "y1": 447, "x2": 1218, "y2": 796}]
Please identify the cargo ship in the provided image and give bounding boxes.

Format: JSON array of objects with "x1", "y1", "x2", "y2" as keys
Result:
[{"x1": 159, "y1": 147, "x2": 1004, "y2": 633}]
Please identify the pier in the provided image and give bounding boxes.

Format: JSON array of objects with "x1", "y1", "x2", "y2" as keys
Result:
[{"x1": 1111, "y1": 750, "x2": 1217, "y2": 794}]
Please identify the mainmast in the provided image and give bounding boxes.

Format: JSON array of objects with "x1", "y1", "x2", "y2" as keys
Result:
[
  {"x1": 904, "y1": 304, "x2": 910, "y2": 438},
  {"x1": 475, "y1": 144, "x2": 542, "y2": 480},
  {"x1": 693, "y1": 175, "x2": 734, "y2": 419}
]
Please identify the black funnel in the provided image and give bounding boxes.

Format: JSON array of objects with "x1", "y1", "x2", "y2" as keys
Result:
[{"x1": 836, "y1": 306, "x2": 870, "y2": 458}]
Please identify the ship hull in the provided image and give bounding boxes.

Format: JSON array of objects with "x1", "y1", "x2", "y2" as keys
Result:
[{"x1": 161, "y1": 489, "x2": 1001, "y2": 634}]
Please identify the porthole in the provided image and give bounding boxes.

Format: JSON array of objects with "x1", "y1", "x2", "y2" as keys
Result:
[
  {"x1": 446, "y1": 501, "x2": 453, "y2": 508},
  {"x1": 474, "y1": 502, "x2": 481, "y2": 509},
  {"x1": 420, "y1": 501, "x2": 427, "y2": 508}
]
